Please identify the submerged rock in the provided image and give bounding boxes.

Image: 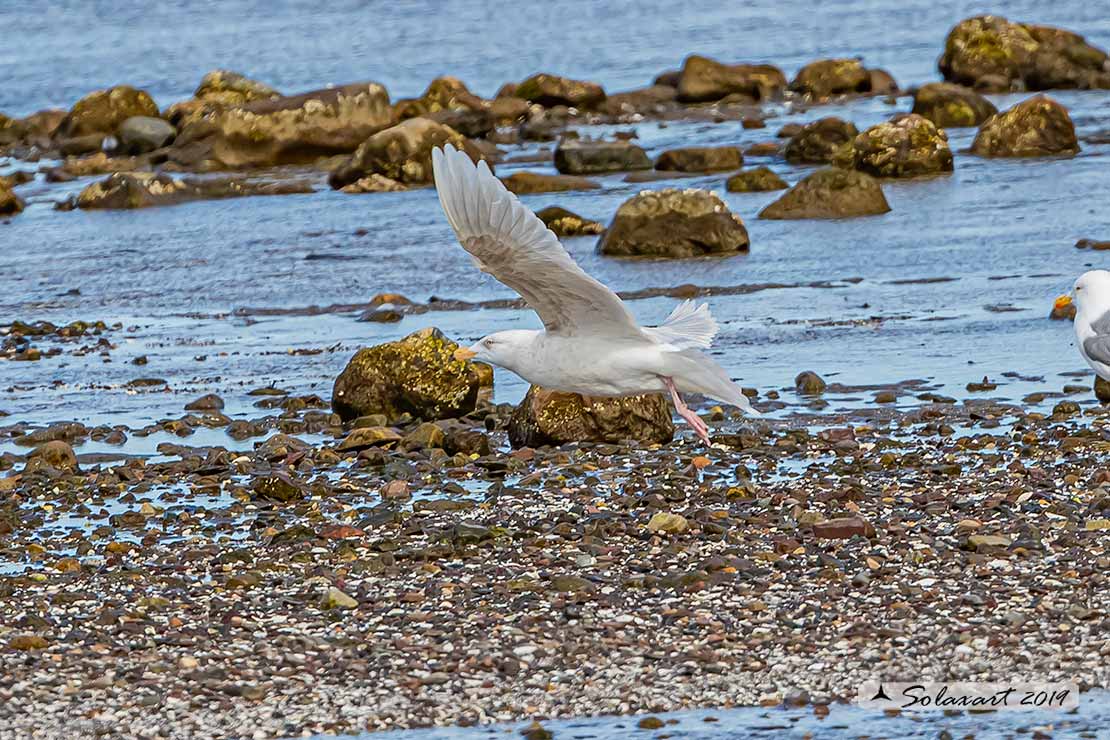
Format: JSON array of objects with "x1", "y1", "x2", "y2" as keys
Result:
[
  {"x1": 117, "y1": 116, "x2": 177, "y2": 154},
  {"x1": 72, "y1": 172, "x2": 313, "y2": 209},
  {"x1": 675, "y1": 55, "x2": 787, "y2": 103},
  {"x1": 508, "y1": 386, "x2": 674, "y2": 448},
  {"x1": 332, "y1": 327, "x2": 484, "y2": 423},
  {"x1": 514, "y1": 74, "x2": 606, "y2": 109},
  {"x1": 55, "y1": 85, "x2": 160, "y2": 138},
  {"x1": 501, "y1": 172, "x2": 600, "y2": 194},
  {"x1": 940, "y1": 15, "x2": 1110, "y2": 91},
  {"x1": 789, "y1": 58, "x2": 871, "y2": 98},
  {"x1": 726, "y1": 166, "x2": 787, "y2": 192},
  {"x1": 171, "y1": 81, "x2": 393, "y2": 170},
  {"x1": 760, "y1": 168, "x2": 890, "y2": 219},
  {"x1": 554, "y1": 140, "x2": 651, "y2": 175},
  {"x1": 911, "y1": 82, "x2": 998, "y2": 128},
  {"x1": 597, "y1": 188, "x2": 749, "y2": 258},
  {"x1": 970, "y1": 95, "x2": 1079, "y2": 157},
  {"x1": 840, "y1": 114, "x2": 954, "y2": 177},
  {"x1": 654, "y1": 146, "x2": 743, "y2": 172},
  {"x1": 329, "y1": 117, "x2": 483, "y2": 188},
  {"x1": 784, "y1": 117, "x2": 858, "y2": 164},
  {"x1": 536, "y1": 206, "x2": 605, "y2": 236},
  {"x1": 29, "y1": 441, "x2": 77, "y2": 471}
]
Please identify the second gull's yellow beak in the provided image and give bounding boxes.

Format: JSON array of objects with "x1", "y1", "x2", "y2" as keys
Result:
[
  {"x1": 1054, "y1": 295, "x2": 1073, "y2": 311},
  {"x1": 454, "y1": 347, "x2": 477, "y2": 362}
]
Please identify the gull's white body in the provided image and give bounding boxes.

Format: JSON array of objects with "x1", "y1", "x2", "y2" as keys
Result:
[
  {"x1": 1071, "y1": 270, "x2": 1110, "y2": 380},
  {"x1": 430, "y1": 144, "x2": 758, "y2": 441}
]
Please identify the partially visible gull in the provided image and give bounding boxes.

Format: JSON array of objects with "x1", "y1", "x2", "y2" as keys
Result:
[
  {"x1": 1057, "y1": 269, "x2": 1110, "y2": 383},
  {"x1": 431, "y1": 144, "x2": 759, "y2": 445}
]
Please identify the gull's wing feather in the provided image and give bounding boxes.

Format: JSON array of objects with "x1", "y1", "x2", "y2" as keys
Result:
[
  {"x1": 1083, "y1": 310, "x2": 1110, "y2": 365},
  {"x1": 432, "y1": 144, "x2": 641, "y2": 337},
  {"x1": 643, "y1": 300, "x2": 719, "y2": 350}
]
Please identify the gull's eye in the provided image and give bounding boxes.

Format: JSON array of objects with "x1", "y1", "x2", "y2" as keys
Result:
[{"x1": 484, "y1": 338, "x2": 495, "y2": 346}]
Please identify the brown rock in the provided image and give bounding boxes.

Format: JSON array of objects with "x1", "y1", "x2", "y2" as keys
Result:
[
  {"x1": 597, "y1": 188, "x2": 749, "y2": 258},
  {"x1": 329, "y1": 117, "x2": 485, "y2": 188},
  {"x1": 912, "y1": 82, "x2": 998, "y2": 128},
  {"x1": 501, "y1": 172, "x2": 600, "y2": 195},
  {"x1": 339, "y1": 174, "x2": 407, "y2": 194},
  {"x1": 970, "y1": 95, "x2": 1079, "y2": 157},
  {"x1": 760, "y1": 168, "x2": 890, "y2": 220},
  {"x1": 675, "y1": 55, "x2": 787, "y2": 103},
  {"x1": 508, "y1": 386, "x2": 674, "y2": 448},
  {"x1": 789, "y1": 59, "x2": 870, "y2": 98},
  {"x1": 337, "y1": 426, "x2": 403, "y2": 451},
  {"x1": 812, "y1": 516, "x2": 875, "y2": 539},
  {"x1": 0, "y1": 181, "x2": 24, "y2": 216},
  {"x1": 515, "y1": 74, "x2": 606, "y2": 109},
  {"x1": 655, "y1": 146, "x2": 743, "y2": 172},
  {"x1": 55, "y1": 85, "x2": 159, "y2": 138},
  {"x1": 840, "y1": 114, "x2": 954, "y2": 177},
  {"x1": 784, "y1": 117, "x2": 858, "y2": 164},
  {"x1": 73, "y1": 172, "x2": 313, "y2": 209},
  {"x1": 1095, "y1": 376, "x2": 1110, "y2": 404},
  {"x1": 30, "y1": 441, "x2": 78, "y2": 471},
  {"x1": 554, "y1": 139, "x2": 651, "y2": 175},
  {"x1": 535, "y1": 206, "x2": 604, "y2": 236},
  {"x1": 602, "y1": 85, "x2": 678, "y2": 116},
  {"x1": 726, "y1": 166, "x2": 787, "y2": 192}
]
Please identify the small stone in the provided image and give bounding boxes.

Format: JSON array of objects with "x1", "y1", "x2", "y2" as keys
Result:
[
  {"x1": 647, "y1": 512, "x2": 689, "y2": 534},
  {"x1": 322, "y1": 587, "x2": 358, "y2": 610},
  {"x1": 811, "y1": 516, "x2": 876, "y2": 539},
  {"x1": 8, "y1": 635, "x2": 49, "y2": 651},
  {"x1": 520, "y1": 721, "x2": 553, "y2": 740},
  {"x1": 966, "y1": 534, "x2": 1012, "y2": 550},
  {"x1": 637, "y1": 717, "x2": 665, "y2": 729},
  {"x1": 30, "y1": 440, "x2": 78, "y2": 471},
  {"x1": 184, "y1": 393, "x2": 224, "y2": 410},
  {"x1": 795, "y1": 371, "x2": 826, "y2": 395}
]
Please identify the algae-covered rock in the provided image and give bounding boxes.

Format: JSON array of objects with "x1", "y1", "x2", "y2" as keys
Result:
[
  {"x1": 911, "y1": 82, "x2": 998, "y2": 127},
  {"x1": 507, "y1": 386, "x2": 674, "y2": 448},
  {"x1": 554, "y1": 140, "x2": 651, "y2": 175},
  {"x1": 332, "y1": 327, "x2": 484, "y2": 422},
  {"x1": 329, "y1": 117, "x2": 484, "y2": 188},
  {"x1": 840, "y1": 114, "x2": 954, "y2": 177},
  {"x1": 55, "y1": 85, "x2": 160, "y2": 138},
  {"x1": 726, "y1": 166, "x2": 788, "y2": 192},
  {"x1": 30, "y1": 441, "x2": 77, "y2": 471},
  {"x1": 597, "y1": 188, "x2": 749, "y2": 258},
  {"x1": 73, "y1": 172, "x2": 313, "y2": 209},
  {"x1": 535, "y1": 206, "x2": 605, "y2": 237},
  {"x1": 171, "y1": 81, "x2": 393, "y2": 170},
  {"x1": 654, "y1": 146, "x2": 743, "y2": 172},
  {"x1": 760, "y1": 168, "x2": 890, "y2": 220},
  {"x1": 394, "y1": 77, "x2": 492, "y2": 137},
  {"x1": 789, "y1": 58, "x2": 871, "y2": 98},
  {"x1": 783, "y1": 117, "x2": 858, "y2": 164},
  {"x1": 514, "y1": 74, "x2": 606, "y2": 109},
  {"x1": 501, "y1": 172, "x2": 600, "y2": 195},
  {"x1": 675, "y1": 55, "x2": 787, "y2": 103},
  {"x1": 970, "y1": 95, "x2": 1079, "y2": 157},
  {"x1": 939, "y1": 15, "x2": 1110, "y2": 91},
  {"x1": 165, "y1": 70, "x2": 281, "y2": 126}
]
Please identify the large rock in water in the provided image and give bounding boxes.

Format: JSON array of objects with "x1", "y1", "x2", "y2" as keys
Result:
[
  {"x1": 939, "y1": 16, "x2": 1110, "y2": 91},
  {"x1": 55, "y1": 86, "x2": 160, "y2": 138},
  {"x1": 911, "y1": 82, "x2": 998, "y2": 127},
  {"x1": 0, "y1": 181, "x2": 24, "y2": 216},
  {"x1": 332, "y1": 327, "x2": 484, "y2": 423},
  {"x1": 535, "y1": 206, "x2": 604, "y2": 237},
  {"x1": 726, "y1": 166, "x2": 787, "y2": 192},
  {"x1": 654, "y1": 146, "x2": 743, "y2": 172},
  {"x1": 501, "y1": 172, "x2": 600, "y2": 195},
  {"x1": 554, "y1": 140, "x2": 651, "y2": 175},
  {"x1": 970, "y1": 95, "x2": 1079, "y2": 157},
  {"x1": 508, "y1": 386, "x2": 674, "y2": 448},
  {"x1": 789, "y1": 58, "x2": 871, "y2": 98},
  {"x1": 784, "y1": 117, "x2": 858, "y2": 164},
  {"x1": 597, "y1": 188, "x2": 749, "y2": 258},
  {"x1": 118, "y1": 116, "x2": 177, "y2": 154},
  {"x1": 675, "y1": 55, "x2": 787, "y2": 103},
  {"x1": 839, "y1": 114, "x2": 953, "y2": 177},
  {"x1": 328, "y1": 118, "x2": 484, "y2": 188},
  {"x1": 165, "y1": 70, "x2": 281, "y2": 126},
  {"x1": 394, "y1": 77, "x2": 493, "y2": 138},
  {"x1": 72, "y1": 172, "x2": 313, "y2": 209},
  {"x1": 759, "y1": 168, "x2": 890, "y2": 219},
  {"x1": 170, "y1": 82, "x2": 393, "y2": 169},
  {"x1": 514, "y1": 74, "x2": 606, "y2": 109}
]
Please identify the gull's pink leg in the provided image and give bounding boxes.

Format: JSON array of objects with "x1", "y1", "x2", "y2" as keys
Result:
[{"x1": 661, "y1": 376, "x2": 711, "y2": 445}]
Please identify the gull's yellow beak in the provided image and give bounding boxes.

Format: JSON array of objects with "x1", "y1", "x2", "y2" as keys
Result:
[
  {"x1": 453, "y1": 347, "x2": 477, "y2": 362},
  {"x1": 1054, "y1": 294, "x2": 1073, "y2": 311}
]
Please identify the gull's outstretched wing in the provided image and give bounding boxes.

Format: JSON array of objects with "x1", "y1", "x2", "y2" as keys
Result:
[
  {"x1": 1083, "y1": 311, "x2": 1110, "y2": 365},
  {"x1": 432, "y1": 144, "x2": 640, "y2": 337}
]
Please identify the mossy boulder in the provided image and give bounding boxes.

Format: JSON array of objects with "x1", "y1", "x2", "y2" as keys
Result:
[
  {"x1": 165, "y1": 70, "x2": 281, "y2": 126},
  {"x1": 597, "y1": 188, "x2": 749, "y2": 258},
  {"x1": 536, "y1": 206, "x2": 604, "y2": 237},
  {"x1": 839, "y1": 114, "x2": 953, "y2": 177},
  {"x1": 395, "y1": 76, "x2": 485, "y2": 118},
  {"x1": 911, "y1": 82, "x2": 998, "y2": 127},
  {"x1": 515, "y1": 74, "x2": 606, "y2": 109},
  {"x1": 760, "y1": 168, "x2": 890, "y2": 220},
  {"x1": 501, "y1": 172, "x2": 600, "y2": 195},
  {"x1": 55, "y1": 86, "x2": 160, "y2": 138},
  {"x1": 171, "y1": 82, "x2": 393, "y2": 170},
  {"x1": 789, "y1": 58, "x2": 870, "y2": 98},
  {"x1": 328, "y1": 117, "x2": 485, "y2": 188},
  {"x1": 554, "y1": 140, "x2": 651, "y2": 175},
  {"x1": 72, "y1": 172, "x2": 312, "y2": 209},
  {"x1": 508, "y1": 386, "x2": 673, "y2": 448},
  {"x1": 654, "y1": 146, "x2": 743, "y2": 172},
  {"x1": 939, "y1": 15, "x2": 1110, "y2": 91},
  {"x1": 331, "y1": 327, "x2": 484, "y2": 423},
  {"x1": 30, "y1": 441, "x2": 78, "y2": 471},
  {"x1": 784, "y1": 117, "x2": 858, "y2": 164},
  {"x1": 970, "y1": 95, "x2": 1079, "y2": 157},
  {"x1": 0, "y1": 181, "x2": 24, "y2": 216},
  {"x1": 675, "y1": 55, "x2": 787, "y2": 103},
  {"x1": 726, "y1": 166, "x2": 788, "y2": 192}
]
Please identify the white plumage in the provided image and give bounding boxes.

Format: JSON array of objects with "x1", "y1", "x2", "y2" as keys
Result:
[
  {"x1": 1069, "y1": 270, "x2": 1110, "y2": 381},
  {"x1": 432, "y1": 144, "x2": 758, "y2": 444}
]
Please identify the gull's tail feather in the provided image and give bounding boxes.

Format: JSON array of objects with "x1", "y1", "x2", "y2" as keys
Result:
[
  {"x1": 664, "y1": 349, "x2": 761, "y2": 416},
  {"x1": 644, "y1": 300, "x2": 719, "y2": 350}
]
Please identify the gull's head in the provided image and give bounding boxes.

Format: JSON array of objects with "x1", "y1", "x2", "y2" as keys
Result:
[
  {"x1": 1069, "y1": 270, "x2": 1110, "y2": 315},
  {"x1": 453, "y1": 330, "x2": 536, "y2": 371}
]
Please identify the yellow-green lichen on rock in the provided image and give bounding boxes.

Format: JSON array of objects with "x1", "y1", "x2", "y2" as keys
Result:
[
  {"x1": 328, "y1": 117, "x2": 485, "y2": 188},
  {"x1": 760, "y1": 167, "x2": 891, "y2": 220},
  {"x1": 911, "y1": 82, "x2": 998, "y2": 127},
  {"x1": 331, "y1": 327, "x2": 485, "y2": 423},
  {"x1": 55, "y1": 86, "x2": 160, "y2": 138},
  {"x1": 514, "y1": 74, "x2": 606, "y2": 109},
  {"x1": 840, "y1": 114, "x2": 954, "y2": 177},
  {"x1": 535, "y1": 206, "x2": 605, "y2": 237},
  {"x1": 675, "y1": 55, "x2": 787, "y2": 103},
  {"x1": 507, "y1": 386, "x2": 674, "y2": 448},
  {"x1": 597, "y1": 188, "x2": 749, "y2": 258},
  {"x1": 970, "y1": 94, "x2": 1079, "y2": 157},
  {"x1": 789, "y1": 58, "x2": 870, "y2": 98},
  {"x1": 783, "y1": 117, "x2": 859, "y2": 164}
]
